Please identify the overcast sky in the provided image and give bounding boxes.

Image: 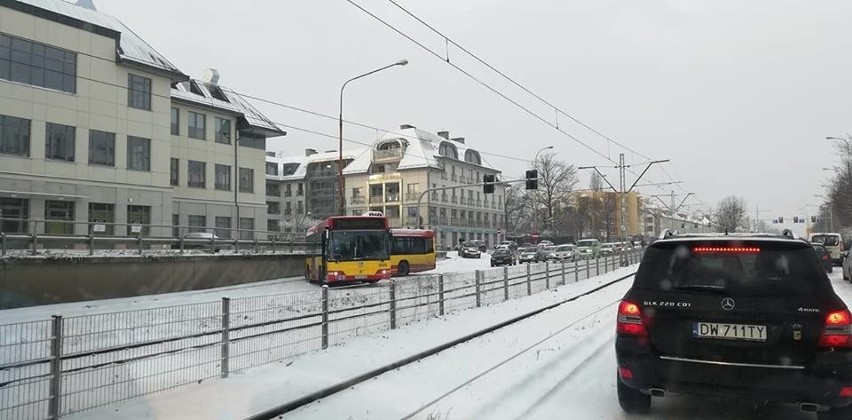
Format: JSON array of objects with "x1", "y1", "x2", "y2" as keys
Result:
[{"x1": 97, "y1": 0, "x2": 852, "y2": 234}]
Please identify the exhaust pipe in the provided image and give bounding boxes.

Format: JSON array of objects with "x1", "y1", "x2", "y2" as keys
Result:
[
  {"x1": 649, "y1": 388, "x2": 666, "y2": 397},
  {"x1": 800, "y1": 403, "x2": 819, "y2": 413}
]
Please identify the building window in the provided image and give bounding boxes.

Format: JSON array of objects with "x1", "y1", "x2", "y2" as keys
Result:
[
  {"x1": 215, "y1": 216, "x2": 231, "y2": 239},
  {"x1": 0, "y1": 115, "x2": 30, "y2": 157},
  {"x1": 239, "y1": 218, "x2": 254, "y2": 240},
  {"x1": 267, "y1": 219, "x2": 280, "y2": 233},
  {"x1": 170, "y1": 107, "x2": 180, "y2": 135},
  {"x1": 0, "y1": 198, "x2": 28, "y2": 233},
  {"x1": 127, "y1": 205, "x2": 150, "y2": 236},
  {"x1": 45, "y1": 123, "x2": 74, "y2": 162},
  {"x1": 297, "y1": 183, "x2": 304, "y2": 196},
  {"x1": 127, "y1": 136, "x2": 150, "y2": 171},
  {"x1": 0, "y1": 34, "x2": 76, "y2": 93},
  {"x1": 188, "y1": 111, "x2": 206, "y2": 140},
  {"x1": 188, "y1": 160, "x2": 206, "y2": 188},
  {"x1": 188, "y1": 215, "x2": 207, "y2": 233},
  {"x1": 284, "y1": 202, "x2": 292, "y2": 216},
  {"x1": 266, "y1": 162, "x2": 278, "y2": 176},
  {"x1": 215, "y1": 164, "x2": 231, "y2": 191},
  {"x1": 127, "y1": 74, "x2": 152, "y2": 110},
  {"x1": 170, "y1": 158, "x2": 179, "y2": 186},
  {"x1": 88, "y1": 203, "x2": 114, "y2": 235},
  {"x1": 297, "y1": 201, "x2": 304, "y2": 214},
  {"x1": 239, "y1": 167, "x2": 254, "y2": 193},
  {"x1": 267, "y1": 201, "x2": 280, "y2": 215},
  {"x1": 214, "y1": 117, "x2": 231, "y2": 144},
  {"x1": 44, "y1": 200, "x2": 74, "y2": 234},
  {"x1": 172, "y1": 214, "x2": 180, "y2": 237},
  {"x1": 266, "y1": 181, "x2": 280, "y2": 197},
  {"x1": 88, "y1": 130, "x2": 115, "y2": 166}
]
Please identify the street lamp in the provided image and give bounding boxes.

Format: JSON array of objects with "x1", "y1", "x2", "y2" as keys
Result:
[
  {"x1": 533, "y1": 145, "x2": 554, "y2": 165},
  {"x1": 827, "y1": 136, "x2": 851, "y2": 147},
  {"x1": 337, "y1": 59, "x2": 409, "y2": 216}
]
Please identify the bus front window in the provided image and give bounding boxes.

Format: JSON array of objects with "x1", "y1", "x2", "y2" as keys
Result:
[{"x1": 329, "y1": 230, "x2": 390, "y2": 261}]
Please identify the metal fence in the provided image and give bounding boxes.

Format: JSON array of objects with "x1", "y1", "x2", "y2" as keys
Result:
[{"x1": 0, "y1": 250, "x2": 643, "y2": 419}]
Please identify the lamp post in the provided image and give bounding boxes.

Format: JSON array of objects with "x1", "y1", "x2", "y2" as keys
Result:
[
  {"x1": 531, "y1": 146, "x2": 554, "y2": 240},
  {"x1": 337, "y1": 59, "x2": 408, "y2": 216}
]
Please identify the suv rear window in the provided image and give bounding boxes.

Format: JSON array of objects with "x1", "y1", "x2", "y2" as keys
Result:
[
  {"x1": 635, "y1": 241, "x2": 829, "y2": 296},
  {"x1": 812, "y1": 235, "x2": 840, "y2": 246}
]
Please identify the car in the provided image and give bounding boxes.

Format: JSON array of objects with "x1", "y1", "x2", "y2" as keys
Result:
[
  {"x1": 536, "y1": 246, "x2": 555, "y2": 262},
  {"x1": 616, "y1": 231, "x2": 852, "y2": 419},
  {"x1": 518, "y1": 247, "x2": 538, "y2": 263},
  {"x1": 459, "y1": 242, "x2": 481, "y2": 258},
  {"x1": 490, "y1": 248, "x2": 517, "y2": 266},
  {"x1": 469, "y1": 240, "x2": 488, "y2": 253},
  {"x1": 537, "y1": 240, "x2": 554, "y2": 248},
  {"x1": 172, "y1": 232, "x2": 223, "y2": 251},
  {"x1": 811, "y1": 233, "x2": 845, "y2": 266},
  {"x1": 500, "y1": 240, "x2": 519, "y2": 252},
  {"x1": 843, "y1": 252, "x2": 852, "y2": 281},
  {"x1": 549, "y1": 244, "x2": 577, "y2": 261},
  {"x1": 577, "y1": 238, "x2": 601, "y2": 259},
  {"x1": 813, "y1": 244, "x2": 834, "y2": 273},
  {"x1": 601, "y1": 243, "x2": 617, "y2": 255}
]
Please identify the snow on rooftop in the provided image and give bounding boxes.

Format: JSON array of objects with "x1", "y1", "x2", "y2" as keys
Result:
[
  {"x1": 172, "y1": 81, "x2": 284, "y2": 136},
  {"x1": 266, "y1": 149, "x2": 366, "y2": 181},
  {"x1": 14, "y1": 0, "x2": 186, "y2": 78}
]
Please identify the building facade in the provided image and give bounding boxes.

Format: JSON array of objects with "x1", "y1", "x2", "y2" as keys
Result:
[
  {"x1": 343, "y1": 125, "x2": 505, "y2": 249},
  {"x1": 0, "y1": 0, "x2": 284, "y2": 240},
  {"x1": 575, "y1": 190, "x2": 643, "y2": 240}
]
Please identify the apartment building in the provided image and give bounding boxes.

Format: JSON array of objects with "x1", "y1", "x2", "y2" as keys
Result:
[
  {"x1": 575, "y1": 190, "x2": 643, "y2": 239},
  {"x1": 0, "y1": 0, "x2": 284, "y2": 239},
  {"x1": 343, "y1": 125, "x2": 505, "y2": 249}
]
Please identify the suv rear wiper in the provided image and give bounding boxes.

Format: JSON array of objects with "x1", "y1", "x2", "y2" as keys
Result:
[{"x1": 672, "y1": 284, "x2": 727, "y2": 293}]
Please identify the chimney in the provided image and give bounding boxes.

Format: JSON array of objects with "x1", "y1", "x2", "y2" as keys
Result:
[
  {"x1": 305, "y1": 148, "x2": 317, "y2": 156},
  {"x1": 451, "y1": 137, "x2": 465, "y2": 144},
  {"x1": 400, "y1": 124, "x2": 416, "y2": 130},
  {"x1": 437, "y1": 131, "x2": 450, "y2": 140},
  {"x1": 202, "y1": 68, "x2": 220, "y2": 85}
]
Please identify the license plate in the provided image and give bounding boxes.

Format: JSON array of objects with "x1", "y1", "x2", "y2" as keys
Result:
[
  {"x1": 693, "y1": 322, "x2": 767, "y2": 341},
  {"x1": 355, "y1": 275, "x2": 368, "y2": 280}
]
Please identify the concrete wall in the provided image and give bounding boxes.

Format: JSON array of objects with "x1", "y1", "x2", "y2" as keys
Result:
[{"x1": 0, "y1": 254, "x2": 305, "y2": 309}]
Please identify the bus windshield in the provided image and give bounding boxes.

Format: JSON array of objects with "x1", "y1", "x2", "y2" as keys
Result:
[{"x1": 328, "y1": 230, "x2": 389, "y2": 261}]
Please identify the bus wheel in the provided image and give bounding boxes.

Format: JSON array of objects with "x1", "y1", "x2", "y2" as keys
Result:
[{"x1": 398, "y1": 261, "x2": 410, "y2": 277}]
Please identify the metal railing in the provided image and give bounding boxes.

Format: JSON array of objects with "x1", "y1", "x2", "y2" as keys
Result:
[
  {"x1": 0, "y1": 218, "x2": 306, "y2": 257},
  {"x1": 0, "y1": 250, "x2": 643, "y2": 419}
]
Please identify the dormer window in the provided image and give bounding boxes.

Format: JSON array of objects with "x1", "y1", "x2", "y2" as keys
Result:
[
  {"x1": 439, "y1": 141, "x2": 458, "y2": 159},
  {"x1": 464, "y1": 149, "x2": 481, "y2": 165}
]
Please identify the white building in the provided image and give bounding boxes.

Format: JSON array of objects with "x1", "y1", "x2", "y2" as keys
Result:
[
  {"x1": 0, "y1": 0, "x2": 285, "y2": 239},
  {"x1": 343, "y1": 125, "x2": 505, "y2": 249}
]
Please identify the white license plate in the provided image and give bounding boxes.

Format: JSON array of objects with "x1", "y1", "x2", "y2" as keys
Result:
[
  {"x1": 693, "y1": 322, "x2": 767, "y2": 341},
  {"x1": 355, "y1": 275, "x2": 368, "y2": 280}
]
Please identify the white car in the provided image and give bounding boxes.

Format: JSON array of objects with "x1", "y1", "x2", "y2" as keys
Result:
[{"x1": 549, "y1": 244, "x2": 577, "y2": 261}]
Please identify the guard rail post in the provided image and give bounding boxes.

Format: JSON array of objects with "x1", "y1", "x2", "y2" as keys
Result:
[
  {"x1": 88, "y1": 234, "x2": 95, "y2": 256},
  {"x1": 179, "y1": 232, "x2": 185, "y2": 254},
  {"x1": 389, "y1": 279, "x2": 397, "y2": 329},
  {"x1": 575, "y1": 259, "x2": 579, "y2": 282},
  {"x1": 561, "y1": 259, "x2": 566, "y2": 285},
  {"x1": 31, "y1": 231, "x2": 38, "y2": 255},
  {"x1": 585, "y1": 258, "x2": 590, "y2": 279},
  {"x1": 289, "y1": 241, "x2": 294, "y2": 253},
  {"x1": 254, "y1": 235, "x2": 259, "y2": 253},
  {"x1": 137, "y1": 235, "x2": 143, "y2": 255},
  {"x1": 526, "y1": 263, "x2": 532, "y2": 296},
  {"x1": 220, "y1": 297, "x2": 231, "y2": 378},
  {"x1": 1, "y1": 232, "x2": 5, "y2": 257},
  {"x1": 503, "y1": 266, "x2": 509, "y2": 301},
  {"x1": 48, "y1": 315, "x2": 63, "y2": 420},
  {"x1": 438, "y1": 274, "x2": 445, "y2": 316},
  {"x1": 596, "y1": 255, "x2": 600, "y2": 276},
  {"x1": 475, "y1": 270, "x2": 481, "y2": 308},
  {"x1": 321, "y1": 285, "x2": 329, "y2": 349},
  {"x1": 545, "y1": 261, "x2": 550, "y2": 290}
]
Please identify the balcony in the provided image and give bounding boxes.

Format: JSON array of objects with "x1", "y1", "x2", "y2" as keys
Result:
[
  {"x1": 451, "y1": 197, "x2": 458, "y2": 204},
  {"x1": 369, "y1": 196, "x2": 384, "y2": 204},
  {"x1": 284, "y1": 191, "x2": 292, "y2": 198},
  {"x1": 451, "y1": 175, "x2": 458, "y2": 182},
  {"x1": 386, "y1": 194, "x2": 401, "y2": 203},
  {"x1": 373, "y1": 148, "x2": 404, "y2": 162},
  {"x1": 405, "y1": 193, "x2": 420, "y2": 202},
  {"x1": 351, "y1": 196, "x2": 365, "y2": 204}
]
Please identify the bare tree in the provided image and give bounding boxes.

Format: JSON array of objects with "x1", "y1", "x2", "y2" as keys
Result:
[
  {"x1": 715, "y1": 196, "x2": 747, "y2": 233},
  {"x1": 504, "y1": 183, "x2": 533, "y2": 234},
  {"x1": 532, "y1": 152, "x2": 579, "y2": 235},
  {"x1": 279, "y1": 212, "x2": 319, "y2": 239},
  {"x1": 589, "y1": 171, "x2": 604, "y2": 192}
]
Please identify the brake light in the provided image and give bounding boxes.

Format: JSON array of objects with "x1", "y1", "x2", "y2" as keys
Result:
[
  {"x1": 840, "y1": 387, "x2": 852, "y2": 398},
  {"x1": 618, "y1": 366, "x2": 634, "y2": 379},
  {"x1": 693, "y1": 247, "x2": 760, "y2": 254},
  {"x1": 819, "y1": 309, "x2": 852, "y2": 348},
  {"x1": 823, "y1": 255, "x2": 831, "y2": 261},
  {"x1": 617, "y1": 300, "x2": 648, "y2": 337}
]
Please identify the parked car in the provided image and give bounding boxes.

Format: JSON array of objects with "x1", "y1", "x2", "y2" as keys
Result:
[
  {"x1": 616, "y1": 231, "x2": 852, "y2": 418},
  {"x1": 813, "y1": 244, "x2": 834, "y2": 273},
  {"x1": 459, "y1": 242, "x2": 481, "y2": 258},
  {"x1": 577, "y1": 239, "x2": 601, "y2": 259},
  {"x1": 518, "y1": 247, "x2": 538, "y2": 263},
  {"x1": 549, "y1": 244, "x2": 577, "y2": 261},
  {"x1": 601, "y1": 243, "x2": 617, "y2": 255},
  {"x1": 172, "y1": 232, "x2": 223, "y2": 252},
  {"x1": 491, "y1": 248, "x2": 517, "y2": 267},
  {"x1": 810, "y1": 233, "x2": 845, "y2": 266}
]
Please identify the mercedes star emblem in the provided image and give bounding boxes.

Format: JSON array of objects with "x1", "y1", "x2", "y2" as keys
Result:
[{"x1": 721, "y1": 298, "x2": 736, "y2": 311}]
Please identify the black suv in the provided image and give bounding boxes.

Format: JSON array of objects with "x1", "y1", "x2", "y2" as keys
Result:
[{"x1": 616, "y1": 231, "x2": 852, "y2": 419}]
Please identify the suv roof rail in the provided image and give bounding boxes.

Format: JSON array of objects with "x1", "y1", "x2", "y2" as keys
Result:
[
  {"x1": 659, "y1": 229, "x2": 676, "y2": 240},
  {"x1": 781, "y1": 228, "x2": 798, "y2": 240}
]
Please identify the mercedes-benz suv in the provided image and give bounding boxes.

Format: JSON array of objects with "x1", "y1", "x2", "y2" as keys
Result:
[{"x1": 615, "y1": 231, "x2": 852, "y2": 419}]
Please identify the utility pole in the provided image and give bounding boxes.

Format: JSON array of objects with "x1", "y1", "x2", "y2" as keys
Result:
[{"x1": 670, "y1": 190, "x2": 676, "y2": 230}]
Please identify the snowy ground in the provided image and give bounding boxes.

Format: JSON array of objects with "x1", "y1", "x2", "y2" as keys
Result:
[{"x1": 63, "y1": 266, "x2": 638, "y2": 420}]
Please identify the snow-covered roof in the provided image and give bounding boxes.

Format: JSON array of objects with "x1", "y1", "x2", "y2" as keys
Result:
[
  {"x1": 343, "y1": 127, "x2": 497, "y2": 175},
  {"x1": 10, "y1": 0, "x2": 187, "y2": 81},
  {"x1": 266, "y1": 149, "x2": 366, "y2": 182},
  {"x1": 172, "y1": 80, "x2": 285, "y2": 137}
]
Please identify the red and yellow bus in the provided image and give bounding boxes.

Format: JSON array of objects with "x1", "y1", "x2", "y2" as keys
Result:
[
  {"x1": 305, "y1": 216, "x2": 392, "y2": 284},
  {"x1": 390, "y1": 229, "x2": 437, "y2": 276}
]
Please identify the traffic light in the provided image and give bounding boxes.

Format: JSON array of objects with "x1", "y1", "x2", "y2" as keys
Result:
[
  {"x1": 483, "y1": 174, "x2": 496, "y2": 194},
  {"x1": 794, "y1": 216, "x2": 799, "y2": 224},
  {"x1": 812, "y1": 216, "x2": 818, "y2": 223},
  {"x1": 778, "y1": 216, "x2": 784, "y2": 224},
  {"x1": 525, "y1": 170, "x2": 538, "y2": 190}
]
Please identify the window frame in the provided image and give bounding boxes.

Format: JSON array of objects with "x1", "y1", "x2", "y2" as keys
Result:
[
  {"x1": 214, "y1": 117, "x2": 231, "y2": 144},
  {"x1": 188, "y1": 160, "x2": 206, "y2": 189},
  {"x1": 170, "y1": 158, "x2": 179, "y2": 186},
  {"x1": 239, "y1": 167, "x2": 254, "y2": 193},
  {"x1": 187, "y1": 111, "x2": 206, "y2": 140},
  {"x1": 45, "y1": 122, "x2": 75, "y2": 162},
  {"x1": 126, "y1": 136, "x2": 151, "y2": 171},
  {"x1": 88, "y1": 129, "x2": 115, "y2": 167},
  {"x1": 215, "y1": 164, "x2": 231, "y2": 191},
  {"x1": 170, "y1": 107, "x2": 180, "y2": 135},
  {"x1": 0, "y1": 34, "x2": 77, "y2": 93},
  {"x1": 0, "y1": 114, "x2": 31, "y2": 157},
  {"x1": 127, "y1": 73, "x2": 152, "y2": 111}
]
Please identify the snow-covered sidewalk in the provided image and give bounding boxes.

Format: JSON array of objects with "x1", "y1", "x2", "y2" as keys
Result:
[{"x1": 67, "y1": 266, "x2": 638, "y2": 420}]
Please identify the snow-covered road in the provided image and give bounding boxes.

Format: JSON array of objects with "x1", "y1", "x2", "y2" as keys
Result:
[{"x1": 287, "y1": 271, "x2": 852, "y2": 420}]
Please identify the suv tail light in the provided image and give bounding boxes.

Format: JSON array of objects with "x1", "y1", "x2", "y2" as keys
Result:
[
  {"x1": 819, "y1": 309, "x2": 852, "y2": 348},
  {"x1": 617, "y1": 300, "x2": 648, "y2": 337}
]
